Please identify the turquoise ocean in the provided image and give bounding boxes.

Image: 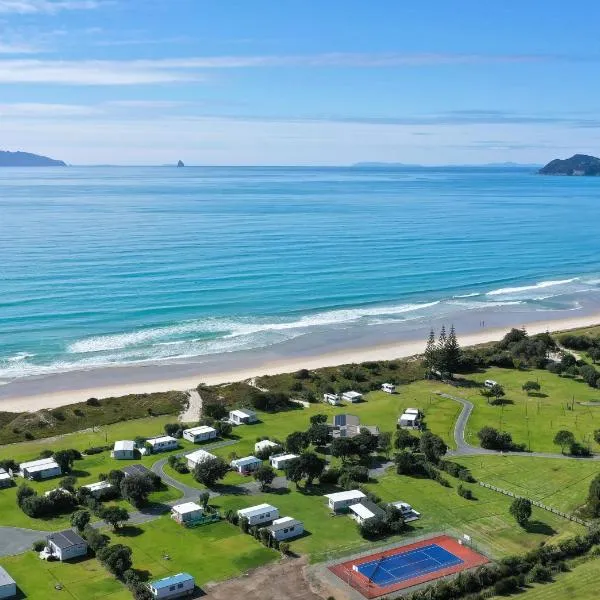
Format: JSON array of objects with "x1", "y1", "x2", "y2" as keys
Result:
[{"x1": 1, "y1": 166, "x2": 600, "y2": 385}]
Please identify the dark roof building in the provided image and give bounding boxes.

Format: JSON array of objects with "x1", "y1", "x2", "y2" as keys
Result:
[{"x1": 121, "y1": 464, "x2": 152, "y2": 478}]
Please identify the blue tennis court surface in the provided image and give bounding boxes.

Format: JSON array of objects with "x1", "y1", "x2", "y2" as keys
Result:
[{"x1": 355, "y1": 544, "x2": 464, "y2": 586}]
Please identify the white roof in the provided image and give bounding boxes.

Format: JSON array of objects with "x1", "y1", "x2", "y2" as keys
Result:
[
  {"x1": 399, "y1": 413, "x2": 418, "y2": 421},
  {"x1": 349, "y1": 503, "x2": 375, "y2": 519},
  {"x1": 82, "y1": 481, "x2": 113, "y2": 492},
  {"x1": 230, "y1": 408, "x2": 256, "y2": 417},
  {"x1": 187, "y1": 449, "x2": 217, "y2": 463},
  {"x1": 232, "y1": 455, "x2": 261, "y2": 466},
  {"x1": 271, "y1": 453, "x2": 298, "y2": 462},
  {"x1": 172, "y1": 502, "x2": 202, "y2": 515},
  {"x1": 184, "y1": 426, "x2": 216, "y2": 436},
  {"x1": 238, "y1": 503, "x2": 277, "y2": 517},
  {"x1": 114, "y1": 440, "x2": 135, "y2": 451},
  {"x1": 405, "y1": 408, "x2": 420, "y2": 414},
  {"x1": 44, "y1": 488, "x2": 71, "y2": 497},
  {"x1": 20, "y1": 457, "x2": 59, "y2": 472},
  {"x1": 343, "y1": 391, "x2": 363, "y2": 398},
  {"x1": 255, "y1": 440, "x2": 279, "y2": 450},
  {"x1": 269, "y1": 516, "x2": 302, "y2": 531},
  {"x1": 325, "y1": 490, "x2": 366, "y2": 502},
  {"x1": 0, "y1": 469, "x2": 10, "y2": 480},
  {"x1": 391, "y1": 501, "x2": 412, "y2": 511},
  {"x1": 147, "y1": 436, "x2": 177, "y2": 445}
]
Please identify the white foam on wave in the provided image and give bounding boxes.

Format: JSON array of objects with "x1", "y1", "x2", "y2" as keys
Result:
[
  {"x1": 486, "y1": 278, "x2": 578, "y2": 297},
  {"x1": 453, "y1": 292, "x2": 480, "y2": 299}
]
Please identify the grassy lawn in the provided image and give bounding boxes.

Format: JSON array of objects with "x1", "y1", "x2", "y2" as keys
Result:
[
  {"x1": 0, "y1": 551, "x2": 130, "y2": 599},
  {"x1": 458, "y1": 455, "x2": 598, "y2": 514},
  {"x1": 503, "y1": 557, "x2": 600, "y2": 600},
  {"x1": 113, "y1": 517, "x2": 277, "y2": 588},
  {"x1": 461, "y1": 367, "x2": 600, "y2": 452}
]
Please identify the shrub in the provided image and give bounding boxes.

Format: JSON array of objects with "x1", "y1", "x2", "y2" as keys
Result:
[
  {"x1": 457, "y1": 484, "x2": 474, "y2": 500},
  {"x1": 493, "y1": 576, "x2": 520, "y2": 595},
  {"x1": 86, "y1": 397, "x2": 100, "y2": 406},
  {"x1": 32, "y1": 540, "x2": 46, "y2": 552},
  {"x1": 529, "y1": 563, "x2": 552, "y2": 583}
]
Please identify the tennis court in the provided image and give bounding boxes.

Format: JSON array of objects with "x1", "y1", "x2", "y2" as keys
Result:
[
  {"x1": 355, "y1": 543, "x2": 463, "y2": 586},
  {"x1": 329, "y1": 535, "x2": 489, "y2": 598}
]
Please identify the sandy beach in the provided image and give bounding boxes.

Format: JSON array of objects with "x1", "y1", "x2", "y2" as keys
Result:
[{"x1": 1, "y1": 311, "x2": 598, "y2": 414}]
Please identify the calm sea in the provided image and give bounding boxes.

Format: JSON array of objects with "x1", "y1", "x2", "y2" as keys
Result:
[{"x1": 1, "y1": 166, "x2": 599, "y2": 382}]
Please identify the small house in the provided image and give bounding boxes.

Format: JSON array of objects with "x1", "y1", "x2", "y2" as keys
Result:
[
  {"x1": 121, "y1": 464, "x2": 152, "y2": 478},
  {"x1": 112, "y1": 440, "x2": 135, "y2": 460},
  {"x1": 270, "y1": 453, "x2": 298, "y2": 470},
  {"x1": 267, "y1": 517, "x2": 304, "y2": 541},
  {"x1": 398, "y1": 413, "x2": 420, "y2": 429},
  {"x1": 0, "y1": 566, "x2": 16, "y2": 600},
  {"x1": 390, "y1": 501, "x2": 421, "y2": 522},
  {"x1": 82, "y1": 481, "x2": 114, "y2": 497},
  {"x1": 147, "y1": 573, "x2": 195, "y2": 599},
  {"x1": 323, "y1": 393, "x2": 341, "y2": 406},
  {"x1": 349, "y1": 500, "x2": 386, "y2": 525},
  {"x1": 19, "y1": 457, "x2": 61, "y2": 481},
  {"x1": 182, "y1": 426, "x2": 217, "y2": 444},
  {"x1": 230, "y1": 455, "x2": 262, "y2": 474},
  {"x1": 381, "y1": 383, "x2": 396, "y2": 394},
  {"x1": 186, "y1": 449, "x2": 217, "y2": 470},
  {"x1": 45, "y1": 530, "x2": 88, "y2": 562},
  {"x1": 342, "y1": 391, "x2": 363, "y2": 403},
  {"x1": 0, "y1": 468, "x2": 12, "y2": 489},
  {"x1": 325, "y1": 490, "x2": 366, "y2": 512},
  {"x1": 146, "y1": 436, "x2": 178, "y2": 453},
  {"x1": 171, "y1": 502, "x2": 204, "y2": 525},
  {"x1": 237, "y1": 503, "x2": 279, "y2": 526},
  {"x1": 484, "y1": 379, "x2": 498, "y2": 389},
  {"x1": 254, "y1": 439, "x2": 279, "y2": 454},
  {"x1": 229, "y1": 408, "x2": 257, "y2": 425}
]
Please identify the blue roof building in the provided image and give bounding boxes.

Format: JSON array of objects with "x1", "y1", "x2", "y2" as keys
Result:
[{"x1": 148, "y1": 572, "x2": 195, "y2": 599}]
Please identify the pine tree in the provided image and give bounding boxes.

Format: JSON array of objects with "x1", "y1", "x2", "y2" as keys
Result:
[
  {"x1": 437, "y1": 325, "x2": 448, "y2": 374},
  {"x1": 445, "y1": 324, "x2": 461, "y2": 376},
  {"x1": 424, "y1": 329, "x2": 437, "y2": 377}
]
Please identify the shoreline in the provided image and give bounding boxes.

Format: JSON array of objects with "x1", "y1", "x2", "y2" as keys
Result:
[{"x1": 1, "y1": 311, "x2": 599, "y2": 414}]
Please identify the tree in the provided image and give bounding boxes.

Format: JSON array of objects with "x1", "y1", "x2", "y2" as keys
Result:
[
  {"x1": 394, "y1": 429, "x2": 419, "y2": 450},
  {"x1": 330, "y1": 437, "x2": 356, "y2": 463},
  {"x1": 594, "y1": 429, "x2": 600, "y2": 445},
  {"x1": 101, "y1": 506, "x2": 130, "y2": 530},
  {"x1": 424, "y1": 328, "x2": 438, "y2": 375},
  {"x1": 445, "y1": 325, "x2": 461, "y2": 375},
  {"x1": 214, "y1": 420, "x2": 232, "y2": 438},
  {"x1": 120, "y1": 474, "x2": 154, "y2": 508},
  {"x1": 437, "y1": 326, "x2": 448, "y2": 373},
  {"x1": 253, "y1": 464, "x2": 276, "y2": 491},
  {"x1": 353, "y1": 430, "x2": 379, "y2": 459},
  {"x1": 489, "y1": 384, "x2": 505, "y2": 404},
  {"x1": 480, "y1": 388, "x2": 494, "y2": 404},
  {"x1": 298, "y1": 451, "x2": 326, "y2": 485},
  {"x1": 285, "y1": 431, "x2": 309, "y2": 454},
  {"x1": 198, "y1": 491, "x2": 210, "y2": 509},
  {"x1": 553, "y1": 430, "x2": 575, "y2": 454},
  {"x1": 97, "y1": 544, "x2": 133, "y2": 576},
  {"x1": 59, "y1": 476, "x2": 77, "y2": 493},
  {"x1": 284, "y1": 458, "x2": 304, "y2": 488},
  {"x1": 309, "y1": 414, "x2": 328, "y2": 425},
  {"x1": 71, "y1": 509, "x2": 91, "y2": 532},
  {"x1": 580, "y1": 364, "x2": 599, "y2": 388},
  {"x1": 164, "y1": 423, "x2": 183, "y2": 438},
  {"x1": 306, "y1": 423, "x2": 330, "y2": 447},
  {"x1": 192, "y1": 456, "x2": 229, "y2": 487},
  {"x1": 587, "y1": 473, "x2": 600, "y2": 517},
  {"x1": 419, "y1": 431, "x2": 447, "y2": 463},
  {"x1": 83, "y1": 524, "x2": 108, "y2": 552},
  {"x1": 107, "y1": 469, "x2": 125, "y2": 488},
  {"x1": 509, "y1": 497, "x2": 532, "y2": 526},
  {"x1": 53, "y1": 449, "x2": 77, "y2": 473},
  {"x1": 589, "y1": 347, "x2": 600, "y2": 364},
  {"x1": 522, "y1": 381, "x2": 541, "y2": 395},
  {"x1": 377, "y1": 431, "x2": 392, "y2": 458}
]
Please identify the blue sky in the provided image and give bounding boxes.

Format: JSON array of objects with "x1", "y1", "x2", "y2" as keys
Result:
[{"x1": 0, "y1": 0, "x2": 599, "y2": 164}]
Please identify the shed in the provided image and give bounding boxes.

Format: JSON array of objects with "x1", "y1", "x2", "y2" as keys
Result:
[
  {"x1": 230, "y1": 455, "x2": 262, "y2": 474},
  {"x1": 0, "y1": 566, "x2": 16, "y2": 600},
  {"x1": 270, "y1": 453, "x2": 298, "y2": 470},
  {"x1": 229, "y1": 408, "x2": 257, "y2": 425},
  {"x1": 186, "y1": 449, "x2": 217, "y2": 470},
  {"x1": 46, "y1": 530, "x2": 88, "y2": 562},
  {"x1": 0, "y1": 469, "x2": 12, "y2": 489},
  {"x1": 267, "y1": 517, "x2": 304, "y2": 541},
  {"x1": 19, "y1": 457, "x2": 61, "y2": 481},
  {"x1": 171, "y1": 502, "x2": 204, "y2": 525},
  {"x1": 381, "y1": 383, "x2": 396, "y2": 394},
  {"x1": 398, "y1": 413, "x2": 420, "y2": 429},
  {"x1": 121, "y1": 464, "x2": 152, "y2": 478},
  {"x1": 182, "y1": 426, "x2": 217, "y2": 444},
  {"x1": 348, "y1": 500, "x2": 386, "y2": 524},
  {"x1": 147, "y1": 572, "x2": 195, "y2": 599},
  {"x1": 146, "y1": 436, "x2": 178, "y2": 453},
  {"x1": 112, "y1": 440, "x2": 135, "y2": 460},
  {"x1": 254, "y1": 439, "x2": 279, "y2": 453},
  {"x1": 325, "y1": 490, "x2": 366, "y2": 512},
  {"x1": 237, "y1": 503, "x2": 279, "y2": 526},
  {"x1": 342, "y1": 391, "x2": 363, "y2": 403}
]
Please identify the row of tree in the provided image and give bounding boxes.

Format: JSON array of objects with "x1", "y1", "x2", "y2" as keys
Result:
[{"x1": 424, "y1": 325, "x2": 462, "y2": 377}]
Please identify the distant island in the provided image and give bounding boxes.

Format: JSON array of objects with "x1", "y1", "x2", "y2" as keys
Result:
[
  {"x1": 539, "y1": 154, "x2": 600, "y2": 176},
  {"x1": 0, "y1": 150, "x2": 66, "y2": 167},
  {"x1": 177, "y1": 160, "x2": 185, "y2": 167}
]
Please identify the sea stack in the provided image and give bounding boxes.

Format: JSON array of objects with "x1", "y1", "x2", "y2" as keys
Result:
[{"x1": 177, "y1": 160, "x2": 185, "y2": 168}]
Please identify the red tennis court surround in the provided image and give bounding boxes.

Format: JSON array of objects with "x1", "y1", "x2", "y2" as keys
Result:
[{"x1": 329, "y1": 535, "x2": 489, "y2": 598}]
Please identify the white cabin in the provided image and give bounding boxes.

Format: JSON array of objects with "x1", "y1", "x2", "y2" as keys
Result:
[
  {"x1": 19, "y1": 458, "x2": 61, "y2": 481},
  {"x1": 147, "y1": 573, "x2": 195, "y2": 599},
  {"x1": 254, "y1": 440, "x2": 279, "y2": 454},
  {"x1": 45, "y1": 530, "x2": 88, "y2": 562},
  {"x1": 268, "y1": 517, "x2": 304, "y2": 541},
  {"x1": 237, "y1": 503, "x2": 279, "y2": 526},
  {"x1": 171, "y1": 502, "x2": 204, "y2": 525},
  {"x1": 0, "y1": 469, "x2": 12, "y2": 489},
  {"x1": 230, "y1": 455, "x2": 262, "y2": 474},
  {"x1": 82, "y1": 481, "x2": 113, "y2": 497},
  {"x1": 381, "y1": 383, "x2": 396, "y2": 394},
  {"x1": 146, "y1": 436, "x2": 178, "y2": 453},
  {"x1": 182, "y1": 426, "x2": 217, "y2": 444},
  {"x1": 398, "y1": 413, "x2": 420, "y2": 429},
  {"x1": 112, "y1": 440, "x2": 135, "y2": 460},
  {"x1": 269, "y1": 453, "x2": 298, "y2": 470},
  {"x1": 342, "y1": 391, "x2": 363, "y2": 403},
  {"x1": 324, "y1": 490, "x2": 366, "y2": 512},
  {"x1": 229, "y1": 409, "x2": 258, "y2": 425},
  {"x1": 186, "y1": 449, "x2": 217, "y2": 470}
]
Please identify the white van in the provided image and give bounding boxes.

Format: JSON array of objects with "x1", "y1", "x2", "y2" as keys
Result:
[{"x1": 484, "y1": 379, "x2": 498, "y2": 389}]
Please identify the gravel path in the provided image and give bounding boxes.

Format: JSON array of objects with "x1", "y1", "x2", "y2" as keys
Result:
[
  {"x1": 179, "y1": 389, "x2": 203, "y2": 423},
  {"x1": 0, "y1": 526, "x2": 49, "y2": 557}
]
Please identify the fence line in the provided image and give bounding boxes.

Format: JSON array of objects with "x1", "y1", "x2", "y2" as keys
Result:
[{"x1": 478, "y1": 482, "x2": 589, "y2": 526}]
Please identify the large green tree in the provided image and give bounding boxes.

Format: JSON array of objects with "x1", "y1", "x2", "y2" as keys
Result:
[
  {"x1": 419, "y1": 431, "x2": 447, "y2": 463},
  {"x1": 192, "y1": 457, "x2": 229, "y2": 487},
  {"x1": 509, "y1": 497, "x2": 532, "y2": 527},
  {"x1": 553, "y1": 430, "x2": 575, "y2": 454},
  {"x1": 253, "y1": 464, "x2": 276, "y2": 491}
]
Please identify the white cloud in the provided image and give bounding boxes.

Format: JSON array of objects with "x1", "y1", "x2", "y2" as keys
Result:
[
  {"x1": 0, "y1": 102, "x2": 99, "y2": 116},
  {"x1": 0, "y1": 0, "x2": 103, "y2": 13},
  {"x1": 0, "y1": 41, "x2": 39, "y2": 53}
]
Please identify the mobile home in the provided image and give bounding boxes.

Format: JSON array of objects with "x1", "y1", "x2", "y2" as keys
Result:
[
  {"x1": 267, "y1": 517, "x2": 304, "y2": 541},
  {"x1": 112, "y1": 440, "x2": 135, "y2": 460},
  {"x1": 147, "y1": 573, "x2": 195, "y2": 599},
  {"x1": 230, "y1": 455, "x2": 262, "y2": 474},
  {"x1": 146, "y1": 436, "x2": 179, "y2": 453},
  {"x1": 229, "y1": 408, "x2": 258, "y2": 425},
  {"x1": 237, "y1": 503, "x2": 279, "y2": 526},
  {"x1": 269, "y1": 453, "x2": 298, "y2": 470},
  {"x1": 324, "y1": 490, "x2": 366, "y2": 512},
  {"x1": 186, "y1": 449, "x2": 217, "y2": 470},
  {"x1": 45, "y1": 530, "x2": 88, "y2": 562},
  {"x1": 342, "y1": 391, "x2": 363, "y2": 403},
  {"x1": 182, "y1": 426, "x2": 217, "y2": 444},
  {"x1": 19, "y1": 458, "x2": 61, "y2": 481}
]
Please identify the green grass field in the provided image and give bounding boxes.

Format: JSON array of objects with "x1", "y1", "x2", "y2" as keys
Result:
[
  {"x1": 0, "y1": 551, "x2": 130, "y2": 599},
  {"x1": 458, "y1": 455, "x2": 598, "y2": 514},
  {"x1": 462, "y1": 367, "x2": 600, "y2": 453}
]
